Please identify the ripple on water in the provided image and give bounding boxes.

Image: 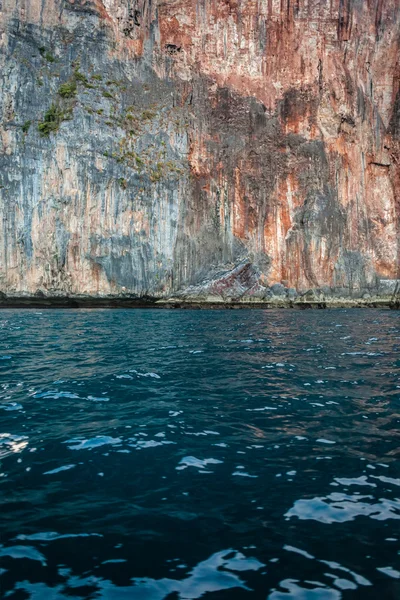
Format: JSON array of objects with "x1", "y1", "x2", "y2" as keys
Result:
[
  {"x1": 127, "y1": 549, "x2": 265, "y2": 599},
  {"x1": 33, "y1": 391, "x2": 81, "y2": 399},
  {"x1": 176, "y1": 456, "x2": 223, "y2": 472},
  {"x1": 44, "y1": 464, "x2": 76, "y2": 475},
  {"x1": 269, "y1": 579, "x2": 342, "y2": 599},
  {"x1": 0, "y1": 545, "x2": 46, "y2": 566},
  {"x1": 6, "y1": 549, "x2": 264, "y2": 600},
  {"x1": 376, "y1": 567, "x2": 400, "y2": 579},
  {"x1": 334, "y1": 476, "x2": 376, "y2": 487},
  {"x1": 16, "y1": 532, "x2": 103, "y2": 541},
  {"x1": 0, "y1": 433, "x2": 28, "y2": 458},
  {"x1": 286, "y1": 492, "x2": 400, "y2": 523},
  {"x1": 87, "y1": 395, "x2": 110, "y2": 402},
  {"x1": 283, "y1": 546, "x2": 372, "y2": 587},
  {"x1": 0, "y1": 402, "x2": 23, "y2": 411},
  {"x1": 64, "y1": 436, "x2": 122, "y2": 451},
  {"x1": 232, "y1": 471, "x2": 258, "y2": 478},
  {"x1": 129, "y1": 439, "x2": 176, "y2": 449}
]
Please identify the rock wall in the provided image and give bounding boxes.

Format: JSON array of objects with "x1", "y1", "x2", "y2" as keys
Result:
[{"x1": 0, "y1": 0, "x2": 399, "y2": 303}]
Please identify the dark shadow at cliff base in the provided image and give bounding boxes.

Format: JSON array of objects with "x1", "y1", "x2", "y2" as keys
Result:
[{"x1": 0, "y1": 297, "x2": 398, "y2": 310}]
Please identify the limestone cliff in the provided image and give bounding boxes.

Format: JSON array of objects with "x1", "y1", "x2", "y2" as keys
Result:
[{"x1": 0, "y1": 0, "x2": 399, "y2": 304}]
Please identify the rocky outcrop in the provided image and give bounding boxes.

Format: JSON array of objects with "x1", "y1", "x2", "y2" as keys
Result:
[{"x1": 0, "y1": 0, "x2": 399, "y2": 304}]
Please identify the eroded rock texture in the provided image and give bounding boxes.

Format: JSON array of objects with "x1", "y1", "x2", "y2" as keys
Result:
[{"x1": 0, "y1": 0, "x2": 399, "y2": 302}]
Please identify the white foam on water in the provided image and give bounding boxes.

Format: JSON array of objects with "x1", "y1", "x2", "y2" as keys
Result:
[{"x1": 130, "y1": 370, "x2": 161, "y2": 379}]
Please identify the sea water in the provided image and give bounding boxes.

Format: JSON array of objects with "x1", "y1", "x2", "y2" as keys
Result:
[{"x1": 0, "y1": 309, "x2": 399, "y2": 599}]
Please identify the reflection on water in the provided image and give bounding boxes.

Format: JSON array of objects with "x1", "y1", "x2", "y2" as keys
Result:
[
  {"x1": 286, "y1": 492, "x2": 400, "y2": 523},
  {"x1": 0, "y1": 309, "x2": 399, "y2": 599}
]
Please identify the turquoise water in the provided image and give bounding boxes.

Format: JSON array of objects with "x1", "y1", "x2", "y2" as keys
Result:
[{"x1": 0, "y1": 309, "x2": 399, "y2": 599}]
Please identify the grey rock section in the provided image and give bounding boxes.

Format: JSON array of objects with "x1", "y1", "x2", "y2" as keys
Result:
[{"x1": 0, "y1": 15, "x2": 188, "y2": 297}]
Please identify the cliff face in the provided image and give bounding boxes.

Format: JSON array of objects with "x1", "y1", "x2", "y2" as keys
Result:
[{"x1": 0, "y1": 0, "x2": 399, "y2": 302}]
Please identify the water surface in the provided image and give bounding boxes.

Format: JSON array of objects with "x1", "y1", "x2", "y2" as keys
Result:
[{"x1": 1, "y1": 309, "x2": 399, "y2": 599}]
